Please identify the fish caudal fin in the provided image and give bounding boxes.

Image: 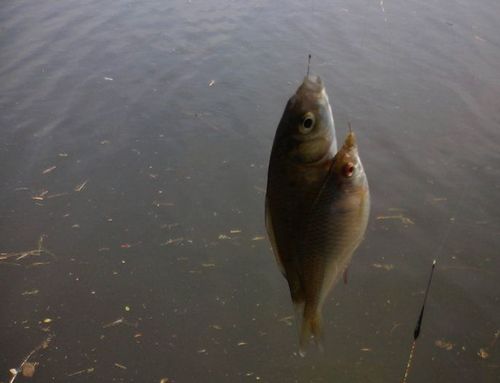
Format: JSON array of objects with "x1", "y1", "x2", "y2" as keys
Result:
[{"x1": 299, "y1": 306, "x2": 324, "y2": 356}]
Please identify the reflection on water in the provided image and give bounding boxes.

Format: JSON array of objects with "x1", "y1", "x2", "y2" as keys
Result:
[{"x1": 1, "y1": 0, "x2": 499, "y2": 382}]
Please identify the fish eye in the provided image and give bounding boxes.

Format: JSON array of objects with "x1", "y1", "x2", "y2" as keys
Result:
[
  {"x1": 299, "y1": 113, "x2": 315, "y2": 134},
  {"x1": 343, "y1": 162, "x2": 355, "y2": 177}
]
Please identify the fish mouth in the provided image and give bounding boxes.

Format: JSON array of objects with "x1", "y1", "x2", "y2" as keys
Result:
[
  {"x1": 302, "y1": 74, "x2": 324, "y2": 92},
  {"x1": 294, "y1": 74, "x2": 328, "y2": 106}
]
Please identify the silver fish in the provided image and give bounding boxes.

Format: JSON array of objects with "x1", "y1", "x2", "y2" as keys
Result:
[{"x1": 266, "y1": 76, "x2": 370, "y2": 353}]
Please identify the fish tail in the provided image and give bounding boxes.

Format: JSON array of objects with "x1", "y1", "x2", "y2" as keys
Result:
[{"x1": 299, "y1": 305, "x2": 324, "y2": 356}]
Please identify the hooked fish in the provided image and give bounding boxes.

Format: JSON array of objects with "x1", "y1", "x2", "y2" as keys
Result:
[{"x1": 265, "y1": 75, "x2": 370, "y2": 354}]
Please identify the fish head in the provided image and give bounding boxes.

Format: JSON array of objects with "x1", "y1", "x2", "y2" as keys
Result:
[
  {"x1": 274, "y1": 75, "x2": 336, "y2": 164},
  {"x1": 332, "y1": 130, "x2": 366, "y2": 187}
]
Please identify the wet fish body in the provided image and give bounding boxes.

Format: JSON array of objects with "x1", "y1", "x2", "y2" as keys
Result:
[
  {"x1": 266, "y1": 75, "x2": 370, "y2": 352},
  {"x1": 297, "y1": 131, "x2": 370, "y2": 349}
]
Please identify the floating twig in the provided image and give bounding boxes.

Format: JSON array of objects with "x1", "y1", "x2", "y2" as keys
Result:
[
  {"x1": 0, "y1": 235, "x2": 56, "y2": 267},
  {"x1": 74, "y1": 180, "x2": 88, "y2": 192},
  {"x1": 67, "y1": 367, "x2": 94, "y2": 377},
  {"x1": 376, "y1": 214, "x2": 414, "y2": 225},
  {"x1": 102, "y1": 317, "x2": 138, "y2": 329},
  {"x1": 42, "y1": 166, "x2": 56, "y2": 175}
]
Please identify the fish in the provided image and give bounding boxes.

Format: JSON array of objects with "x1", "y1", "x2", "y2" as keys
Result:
[{"x1": 266, "y1": 75, "x2": 370, "y2": 354}]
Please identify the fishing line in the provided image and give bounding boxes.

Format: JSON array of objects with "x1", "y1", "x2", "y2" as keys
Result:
[
  {"x1": 401, "y1": 178, "x2": 469, "y2": 382},
  {"x1": 401, "y1": 260, "x2": 436, "y2": 383},
  {"x1": 432, "y1": 180, "x2": 469, "y2": 262}
]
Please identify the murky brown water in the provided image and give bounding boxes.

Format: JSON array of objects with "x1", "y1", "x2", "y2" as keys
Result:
[{"x1": 1, "y1": 0, "x2": 499, "y2": 382}]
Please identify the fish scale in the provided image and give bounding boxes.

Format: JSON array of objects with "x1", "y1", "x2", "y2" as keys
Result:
[
  {"x1": 297, "y1": 140, "x2": 370, "y2": 351},
  {"x1": 266, "y1": 74, "x2": 370, "y2": 354}
]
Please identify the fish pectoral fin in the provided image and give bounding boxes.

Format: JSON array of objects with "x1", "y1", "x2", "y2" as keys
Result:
[
  {"x1": 265, "y1": 197, "x2": 286, "y2": 276},
  {"x1": 308, "y1": 157, "x2": 337, "y2": 213}
]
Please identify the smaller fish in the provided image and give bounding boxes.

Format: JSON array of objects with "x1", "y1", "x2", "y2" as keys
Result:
[{"x1": 297, "y1": 126, "x2": 370, "y2": 353}]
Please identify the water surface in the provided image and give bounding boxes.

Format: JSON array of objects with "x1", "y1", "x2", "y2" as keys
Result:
[{"x1": 1, "y1": 0, "x2": 499, "y2": 382}]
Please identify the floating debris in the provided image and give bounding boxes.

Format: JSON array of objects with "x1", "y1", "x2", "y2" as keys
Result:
[
  {"x1": 278, "y1": 315, "x2": 294, "y2": 326},
  {"x1": 218, "y1": 234, "x2": 231, "y2": 240},
  {"x1": 67, "y1": 368, "x2": 94, "y2": 377},
  {"x1": 102, "y1": 318, "x2": 124, "y2": 328},
  {"x1": 28, "y1": 262, "x2": 51, "y2": 267},
  {"x1": 162, "y1": 223, "x2": 180, "y2": 230},
  {"x1": 22, "y1": 290, "x2": 39, "y2": 296},
  {"x1": 230, "y1": 229, "x2": 242, "y2": 234},
  {"x1": 474, "y1": 330, "x2": 499, "y2": 360},
  {"x1": 42, "y1": 318, "x2": 52, "y2": 324},
  {"x1": 201, "y1": 263, "x2": 216, "y2": 268},
  {"x1": 251, "y1": 236, "x2": 265, "y2": 241},
  {"x1": 360, "y1": 347, "x2": 372, "y2": 352},
  {"x1": 46, "y1": 192, "x2": 68, "y2": 199},
  {"x1": 490, "y1": 330, "x2": 500, "y2": 347},
  {"x1": 104, "y1": 77, "x2": 114, "y2": 81},
  {"x1": 237, "y1": 341, "x2": 247, "y2": 346},
  {"x1": 8, "y1": 333, "x2": 53, "y2": 382},
  {"x1": 74, "y1": 180, "x2": 88, "y2": 192},
  {"x1": 102, "y1": 317, "x2": 138, "y2": 328},
  {"x1": 161, "y1": 238, "x2": 184, "y2": 246},
  {"x1": 114, "y1": 363, "x2": 127, "y2": 370},
  {"x1": 208, "y1": 80, "x2": 215, "y2": 87},
  {"x1": 42, "y1": 166, "x2": 56, "y2": 174},
  {"x1": 32, "y1": 190, "x2": 49, "y2": 201},
  {"x1": 477, "y1": 348, "x2": 489, "y2": 359},
  {"x1": 210, "y1": 324, "x2": 222, "y2": 330},
  {"x1": 376, "y1": 214, "x2": 414, "y2": 225},
  {"x1": 435, "y1": 339, "x2": 454, "y2": 351},
  {"x1": 390, "y1": 323, "x2": 401, "y2": 334},
  {"x1": 124, "y1": 306, "x2": 131, "y2": 312},
  {"x1": 0, "y1": 235, "x2": 56, "y2": 268},
  {"x1": 372, "y1": 263, "x2": 394, "y2": 271},
  {"x1": 21, "y1": 362, "x2": 37, "y2": 378}
]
